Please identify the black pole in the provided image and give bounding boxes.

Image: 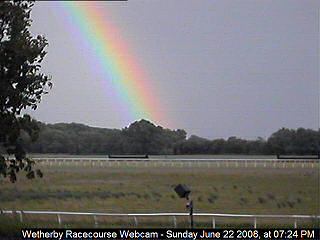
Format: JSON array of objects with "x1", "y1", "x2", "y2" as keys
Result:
[
  {"x1": 186, "y1": 196, "x2": 193, "y2": 229},
  {"x1": 189, "y1": 200, "x2": 193, "y2": 228}
]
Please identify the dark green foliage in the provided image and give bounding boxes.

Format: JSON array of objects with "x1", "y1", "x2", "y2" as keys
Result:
[
  {"x1": 26, "y1": 120, "x2": 187, "y2": 155},
  {"x1": 0, "y1": 1, "x2": 51, "y2": 182},
  {"x1": 268, "y1": 128, "x2": 320, "y2": 155},
  {"x1": 122, "y1": 119, "x2": 186, "y2": 154},
  {"x1": 175, "y1": 128, "x2": 319, "y2": 155},
  {"x1": 22, "y1": 120, "x2": 320, "y2": 156},
  {"x1": 174, "y1": 135, "x2": 211, "y2": 154}
]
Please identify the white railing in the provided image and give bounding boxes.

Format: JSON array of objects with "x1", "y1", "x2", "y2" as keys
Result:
[
  {"x1": 1, "y1": 210, "x2": 319, "y2": 228},
  {"x1": 27, "y1": 157, "x2": 319, "y2": 169},
  {"x1": 31, "y1": 157, "x2": 319, "y2": 161}
]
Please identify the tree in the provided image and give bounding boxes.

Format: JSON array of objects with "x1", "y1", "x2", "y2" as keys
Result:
[
  {"x1": 0, "y1": 1, "x2": 52, "y2": 182},
  {"x1": 176, "y1": 135, "x2": 211, "y2": 154},
  {"x1": 121, "y1": 119, "x2": 186, "y2": 154},
  {"x1": 267, "y1": 128, "x2": 320, "y2": 155},
  {"x1": 122, "y1": 119, "x2": 166, "y2": 154}
]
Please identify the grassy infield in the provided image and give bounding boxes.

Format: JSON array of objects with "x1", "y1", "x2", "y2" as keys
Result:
[{"x1": 0, "y1": 160, "x2": 319, "y2": 236}]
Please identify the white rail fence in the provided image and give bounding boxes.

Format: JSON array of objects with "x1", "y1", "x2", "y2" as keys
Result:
[
  {"x1": 1, "y1": 210, "x2": 319, "y2": 228},
  {"x1": 29, "y1": 157, "x2": 319, "y2": 168}
]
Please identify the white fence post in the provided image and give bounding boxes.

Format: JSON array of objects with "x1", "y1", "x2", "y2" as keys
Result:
[
  {"x1": 172, "y1": 216, "x2": 177, "y2": 228},
  {"x1": 57, "y1": 214, "x2": 62, "y2": 225},
  {"x1": 253, "y1": 217, "x2": 257, "y2": 229},
  {"x1": 94, "y1": 215, "x2": 98, "y2": 227},
  {"x1": 294, "y1": 218, "x2": 297, "y2": 229},
  {"x1": 212, "y1": 217, "x2": 215, "y2": 228},
  {"x1": 19, "y1": 211, "x2": 23, "y2": 223},
  {"x1": 134, "y1": 216, "x2": 138, "y2": 227}
]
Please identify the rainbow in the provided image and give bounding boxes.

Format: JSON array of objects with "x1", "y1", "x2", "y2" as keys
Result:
[{"x1": 58, "y1": 1, "x2": 168, "y2": 126}]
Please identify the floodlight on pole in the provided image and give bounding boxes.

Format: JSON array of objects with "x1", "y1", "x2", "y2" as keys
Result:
[{"x1": 174, "y1": 184, "x2": 194, "y2": 228}]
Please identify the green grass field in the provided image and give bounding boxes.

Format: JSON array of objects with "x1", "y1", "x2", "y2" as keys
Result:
[{"x1": 0, "y1": 160, "x2": 319, "y2": 234}]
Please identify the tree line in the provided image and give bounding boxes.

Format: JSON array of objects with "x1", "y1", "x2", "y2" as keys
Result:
[{"x1": 19, "y1": 119, "x2": 320, "y2": 155}]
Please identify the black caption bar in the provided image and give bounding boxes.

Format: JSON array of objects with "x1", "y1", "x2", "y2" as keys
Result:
[{"x1": 20, "y1": 228, "x2": 319, "y2": 240}]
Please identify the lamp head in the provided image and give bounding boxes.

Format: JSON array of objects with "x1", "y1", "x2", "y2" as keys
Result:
[{"x1": 174, "y1": 184, "x2": 191, "y2": 199}]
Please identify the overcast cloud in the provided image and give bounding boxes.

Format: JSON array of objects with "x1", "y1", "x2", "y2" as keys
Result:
[{"x1": 27, "y1": 0, "x2": 319, "y2": 139}]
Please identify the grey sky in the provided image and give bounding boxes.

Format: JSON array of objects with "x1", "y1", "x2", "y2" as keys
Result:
[{"x1": 27, "y1": 0, "x2": 319, "y2": 139}]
